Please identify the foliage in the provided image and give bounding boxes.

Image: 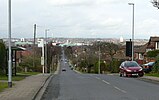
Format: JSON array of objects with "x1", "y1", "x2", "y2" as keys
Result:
[
  {"x1": 94, "y1": 62, "x2": 99, "y2": 73},
  {"x1": 0, "y1": 74, "x2": 26, "y2": 81},
  {"x1": 17, "y1": 72, "x2": 40, "y2": 75},
  {"x1": 66, "y1": 42, "x2": 121, "y2": 74},
  {"x1": 0, "y1": 82, "x2": 8, "y2": 92},
  {"x1": 47, "y1": 44, "x2": 61, "y2": 73},
  {"x1": 152, "y1": 55, "x2": 159, "y2": 73},
  {"x1": 18, "y1": 55, "x2": 41, "y2": 72},
  {"x1": 0, "y1": 72, "x2": 40, "y2": 81},
  {"x1": 146, "y1": 73, "x2": 159, "y2": 77},
  {"x1": 152, "y1": 0, "x2": 159, "y2": 9},
  {"x1": 0, "y1": 42, "x2": 6, "y2": 75},
  {"x1": 109, "y1": 59, "x2": 121, "y2": 73},
  {"x1": 147, "y1": 50, "x2": 159, "y2": 58},
  {"x1": 92, "y1": 42, "x2": 120, "y2": 73},
  {"x1": 64, "y1": 46, "x2": 73, "y2": 59}
]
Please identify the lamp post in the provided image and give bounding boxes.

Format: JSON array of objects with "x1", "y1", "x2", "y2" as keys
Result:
[
  {"x1": 128, "y1": 3, "x2": 135, "y2": 61},
  {"x1": 8, "y1": 0, "x2": 12, "y2": 88}
]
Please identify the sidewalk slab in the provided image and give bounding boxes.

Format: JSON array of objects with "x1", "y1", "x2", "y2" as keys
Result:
[
  {"x1": 141, "y1": 76, "x2": 159, "y2": 82},
  {"x1": 0, "y1": 74, "x2": 50, "y2": 100}
]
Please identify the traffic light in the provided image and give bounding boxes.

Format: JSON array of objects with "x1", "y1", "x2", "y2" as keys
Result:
[{"x1": 126, "y1": 41, "x2": 132, "y2": 57}]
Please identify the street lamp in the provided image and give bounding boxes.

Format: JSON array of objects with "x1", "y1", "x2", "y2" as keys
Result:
[
  {"x1": 128, "y1": 3, "x2": 135, "y2": 61},
  {"x1": 8, "y1": 0, "x2": 12, "y2": 88}
]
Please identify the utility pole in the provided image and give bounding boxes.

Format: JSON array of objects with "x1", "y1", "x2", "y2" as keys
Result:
[
  {"x1": 42, "y1": 39, "x2": 45, "y2": 74},
  {"x1": 8, "y1": 0, "x2": 12, "y2": 88},
  {"x1": 98, "y1": 45, "x2": 101, "y2": 74},
  {"x1": 33, "y1": 24, "x2": 36, "y2": 70},
  {"x1": 45, "y1": 29, "x2": 49, "y2": 73}
]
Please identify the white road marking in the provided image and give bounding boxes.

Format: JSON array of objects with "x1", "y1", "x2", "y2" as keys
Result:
[
  {"x1": 95, "y1": 77, "x2": 101, "y2": 80},
  {"x1": 74, "y1": 70, "x2": 82, "y2": 74},
  {"x1": 102, "y1": 80, "x2": 110, "y2": 85},
  {"x1": 114, "y1": 86, "x2": 127, "y2": 93}
]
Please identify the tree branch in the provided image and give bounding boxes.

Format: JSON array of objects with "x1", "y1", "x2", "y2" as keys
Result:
[{"x1": 152, "y1": 0, "x2": 159, "y2": 9}]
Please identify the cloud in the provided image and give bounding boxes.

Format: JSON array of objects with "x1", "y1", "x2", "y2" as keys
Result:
[
  {"x1": 47, "y1": 0, "x2": 91, "y2": 6},
  {"x1": 135, "y1": 18, "x2": 159, "y2": 37},
  {"x1": 47, "y1": 0, "x2": 128, "y2": 6},
  {"x1": 0, "y1": 0, "x2": 158, "y2": 39},
  {"x1": 100, "y1": 18, "x2": 123, "y2": 28},
  {"x1": 95, "y1": 0, "x2": 128, "y2": 5},
  {"x1": 137, "y1": 19, "x2": 159, "y2": 31}
]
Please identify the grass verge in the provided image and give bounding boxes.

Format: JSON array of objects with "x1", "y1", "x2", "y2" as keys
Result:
[
  {"x1": 0, "y1": 82, "x2": 8, "y2": 92},
  {"x1": 145, "y1": 73, "x2": 159, "y2": 77},
  {"x1": 0, "y1": 72, "x2": 40, "y2": 93},
  {"x1": 0, "y1": 72, "x2": 41, "y2": 81},
  {"x1": 17, "y1": 72, "x2": 41, "y2": 75}
]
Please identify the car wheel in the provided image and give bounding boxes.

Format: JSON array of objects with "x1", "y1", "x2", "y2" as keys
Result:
[
  {"x1": 119, "y1": 73, "x2": 122, "y2": 77},
  {"x1": 139, "y1": 73, "x2": 144, "y2": 77}
]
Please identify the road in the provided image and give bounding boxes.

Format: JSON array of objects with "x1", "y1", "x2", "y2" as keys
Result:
[{"x1": 41, "y1": 57, "x2": 159, "y2": 100}]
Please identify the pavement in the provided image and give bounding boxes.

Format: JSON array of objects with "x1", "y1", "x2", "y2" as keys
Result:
[
  {"x1": 140, "y1": 75, "x2": 159, "y2": 83},
  {"x1": 0, "y1": 73, "x2": 51, "y2": 100},
  {"x1": 0, "y1": 62, "x2": 60, "y2": 100}
]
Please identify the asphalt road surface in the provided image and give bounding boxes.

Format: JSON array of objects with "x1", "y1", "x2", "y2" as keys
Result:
[{"x1": 41, "y1": 58, "x2": 159, "y2": 100}]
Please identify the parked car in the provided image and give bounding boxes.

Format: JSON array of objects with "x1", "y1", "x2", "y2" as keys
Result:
[
  {"x1": 142, "y1": 62, "x2": 155, "y2": 73},
  {"x1": 62, "y1": 68, "x2": 66, "y2": 71},
  {"x1": 119, "y1": 61, "x2": 144, "y2": 77},
  {"x1": 71, "y1": 67, "x2": 74, "y2": 70}
]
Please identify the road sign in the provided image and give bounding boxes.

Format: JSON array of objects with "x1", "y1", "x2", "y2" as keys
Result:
[{"x1": 41, "y1": 57, "x2": 44, "y2": 65}]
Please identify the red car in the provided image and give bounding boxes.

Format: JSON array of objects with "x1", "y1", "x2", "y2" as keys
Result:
[{"x1": 119, "y1": 61, "x2": 144, "y2": 77}]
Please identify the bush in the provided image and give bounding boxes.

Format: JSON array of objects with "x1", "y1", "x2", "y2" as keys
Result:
[
  {"x1": 147, "y1": 50, "x2": 159, "y2": 58},
  {"x1": 152, "y1": 55, "x2": 159, "y2": 73},
  {"x1": 106, "y1": 60, "x2": 121, "y2": 73},
  {"x1": 18, "y1": 55, "x2": 41, "y2": 72},
  {"x1": 0, "y1": 42, "x2": 6, "y2": 75}
]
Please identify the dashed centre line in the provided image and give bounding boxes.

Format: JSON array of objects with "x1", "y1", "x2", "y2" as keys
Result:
[
  {"x1": 94, "y1": 76, "x2": 127, "y2": 94},
  {"x1": 114, "y1": 86, "x2": 127, "y2": 93},
  {"x1": 95, "y1": 77, "x2": 101, "y2": 80},
  {"x1": 102, "y1": 80, "x2": 110, "y2": 85}
]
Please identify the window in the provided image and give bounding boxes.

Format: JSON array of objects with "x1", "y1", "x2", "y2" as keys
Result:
[{"x1": 155, "y1": 42, "x2": 159, "y2": 49}]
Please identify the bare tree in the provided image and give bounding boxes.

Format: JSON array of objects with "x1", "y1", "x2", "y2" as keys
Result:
[{"x1": 152, "y1": 0, "x2": 159, "y2": 9}]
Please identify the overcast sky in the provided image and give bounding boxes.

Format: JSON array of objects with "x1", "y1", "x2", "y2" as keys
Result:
[{"x1": 0, "y1": 0, "x2": 159, "y2": 39}]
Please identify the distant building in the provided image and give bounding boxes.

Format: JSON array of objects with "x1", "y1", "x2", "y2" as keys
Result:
[
  {"x1": 15, "y1": 41, "x2": 33, "y2": 47},
  {"x1": 20, "y1": 38, "x2": 26, "y2": 42},
  {"x1": 120, "y1": 36, "x2": 124, "y2": 42}
]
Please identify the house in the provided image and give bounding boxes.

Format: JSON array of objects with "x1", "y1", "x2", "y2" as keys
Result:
[
  {"x1": 146, "y1": 36, "x2": 159, "y2": 52},
  {"x1": 135, "y1": 36, "x2": 159, "y2": 64},
  {"x1": 134, "y1": 44, "x2": 147, "y2": 64}
]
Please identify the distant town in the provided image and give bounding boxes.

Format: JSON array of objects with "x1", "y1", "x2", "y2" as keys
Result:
[{"x1": 1, "y1": 37, "x2": 148, "y2": 47}]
